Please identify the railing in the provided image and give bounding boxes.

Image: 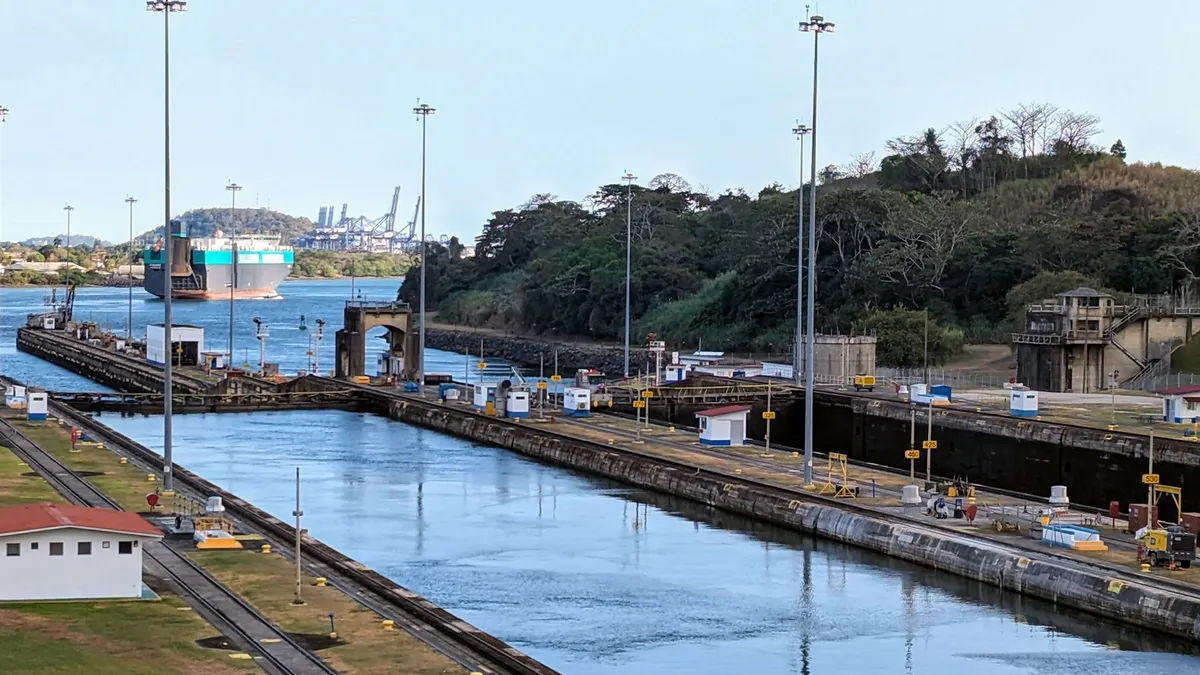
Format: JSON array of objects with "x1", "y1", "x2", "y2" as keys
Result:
[
  {"x1": 345, "y1": 300, "x2": 410, "y2": 311},
  {"x1": 1122, "y1": 371, "x2": 1199, "y2": 393},
  {"x1": 1011, "y1": 332, "x2": 1062, "y2": 345}
]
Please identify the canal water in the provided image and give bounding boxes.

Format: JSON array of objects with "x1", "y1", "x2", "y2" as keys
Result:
[{"x1": 6, "y1": 279, "x2": 1200, "y2": 673}]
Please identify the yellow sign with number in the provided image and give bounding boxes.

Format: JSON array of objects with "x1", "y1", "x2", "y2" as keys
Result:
[
  {"x1": 1143, "y1": 473, "x2": 1160, "y2": 485},
  {"x1": 536, "y1": 381, "x2": 547, "y2": 390},
  {"x1": 633, "y1": 400, "x2": 646, "y2": 408},
  {"x1": 830, "y1": 452, "x2": 847, "y2": 462},
  {"x1": 477, "y1": 362, "x2": 488, "y2": 370},
  {"x1": 922, "y1": 440, "x2": 938, "y2": 450},
  {"x1": 762, "y1": 411, "x2": 776, "y2": 420},
  {"x1": 904, "y1": 449, "x2": 920, "y2": 460},
  {"x1": 641, "y1": 390, "x2": 654, "y2": 399},
  {"x1": 551, "y1": 375, "x2": 562, "y2": 382}
]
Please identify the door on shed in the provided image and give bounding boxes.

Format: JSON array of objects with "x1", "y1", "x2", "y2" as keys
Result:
[{"x1": 729, "y1": 419, "x2": 745, "y2": 446}]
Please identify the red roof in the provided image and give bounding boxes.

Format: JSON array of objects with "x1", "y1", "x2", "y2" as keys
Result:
[
  {"x1": 0, "y1": 502, "x2": 162, "y2": 538},
  {"x1": 1157, "y1": 384, "x2": 1200, "y2": 396},
  {"x1": 696, "y1": 405, "x2": 752, "y2": 417}
]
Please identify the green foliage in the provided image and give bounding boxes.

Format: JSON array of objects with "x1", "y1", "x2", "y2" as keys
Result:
[
  {"x1": 291, "y1": 251, "x2": 411, "y2": 278},
  {"x1": 140, "y1": 207, "x2": 314, "y2": 242},
  {"x1": 407, "y1": 104, "x2": 1200, "y2": 352},
  {"x1": 854, "y1": 308, "x2": 964, "y2": 367}
]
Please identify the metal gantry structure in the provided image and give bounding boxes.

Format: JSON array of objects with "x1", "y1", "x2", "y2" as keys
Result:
[{"x1": 294, "y1": 186, "x2": 427, "y2": 252}]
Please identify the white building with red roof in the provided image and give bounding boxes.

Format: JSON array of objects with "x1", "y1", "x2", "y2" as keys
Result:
[
  {"x1": 695, "y1": 404, "x2": 752, "y2": 446},
  {"x1": 0, "y1": 502, "x2": 163, "y2": 601}
]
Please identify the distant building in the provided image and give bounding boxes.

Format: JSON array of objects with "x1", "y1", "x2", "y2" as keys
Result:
[
  {"x1": 1014, "y1": 288, "x2": 1200, "y2": 392},
  {"x1": 0, "y1": 502, "x2": 163, "y2": 601},
  {"x1": 6, "y1": 261, "x2": 85, "y2": 275}
]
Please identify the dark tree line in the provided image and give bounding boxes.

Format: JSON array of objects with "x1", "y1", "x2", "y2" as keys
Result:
[{"x1": 403, "y1": 102, "x2": 1200, "y2": 365}]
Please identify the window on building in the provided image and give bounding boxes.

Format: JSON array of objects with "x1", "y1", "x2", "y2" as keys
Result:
[
  {"x1": 5, "y1": 543, "x2": 18, "y2": 557},
  {"x1": 102, "y1": 541, "x2": 110, "y2": 549},
  {"x1": 78, "y1": 542, "x2": 92, "y2": 556},
  {"x1": 49, "y1": 542, "x2": 63, "y2": 556},
  {"x1": 30, "y1": 542, "x2": 38, "y2": 550},
  {"x1": 118, "y1": 541, "x2": 133, "y2": 555}
]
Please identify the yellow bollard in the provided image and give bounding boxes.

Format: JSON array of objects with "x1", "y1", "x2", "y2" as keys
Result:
[
  {"x1": 735, "y1": 469, "x2": 743, "y2": 474},
  {"x1": 668, "y1": 426, "x2": 675, "y2": 433},
  {"x1": 96, "y1": 444, "x2": 104, "y2": 450},
  {"x1": 314, "y1": 577, "x2": 327, "y2": 587},
  {"x1": 381, "y1": 619, "x2": 395, "y2": 631},
  {"x1": 329, "y1": 632, "x2": 338, "y2": 640},
  {"x1": 608, "y1": 439, "x2": 614, "y2": 445},
  {"x1": 1141, "y1": 563, "x2": 1151, "y2": 572},
  {"x1": 146, "y1": 474, "x2": 156, "y2": 482},
  {"x1": 792, "y1": 452, "x2": 800, "y2": 457},
  {"x1": 261, "y1": 544, "x2": 272, "y2": 554},
  {"x1": 119, "y1": 457, "x2": 128, "y2": 464}
]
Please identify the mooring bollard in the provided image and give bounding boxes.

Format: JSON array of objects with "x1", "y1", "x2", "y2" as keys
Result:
[{"x1": 261, "y1": 544, "x2": 271, "y2": 554}]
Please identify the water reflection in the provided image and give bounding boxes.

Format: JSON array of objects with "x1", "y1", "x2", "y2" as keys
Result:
[{"x1": 91, "y1": 409, "x2": 1200, "y2": 675}]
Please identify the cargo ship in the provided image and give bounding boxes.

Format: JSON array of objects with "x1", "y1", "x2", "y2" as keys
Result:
[{"x1": 143, "y1": 220, "x2": 294, "y2": 300}]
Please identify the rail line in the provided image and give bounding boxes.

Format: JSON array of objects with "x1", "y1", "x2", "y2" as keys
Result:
[
  {"x1": 47, "y1": 399, "x2": 559, "y2": 675},
  {"x1": 0, "y1": 417, "x2": 338, "y2": 675}
]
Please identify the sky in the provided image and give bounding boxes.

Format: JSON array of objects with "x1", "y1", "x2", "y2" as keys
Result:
[{"x1": 0, "y1": 0, "x2": 1198, "y2": 245}]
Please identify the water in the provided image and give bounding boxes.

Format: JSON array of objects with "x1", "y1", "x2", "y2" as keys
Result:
[
  {"x1": 8, "y1": 279, "x2": 1200, "y2": 673},
  {"x1": 94, "y1": 409, "x2": 1200, "y2": 675},
  {"x1": 0, "y1": 279, "x2": 522, "y2": 390}
]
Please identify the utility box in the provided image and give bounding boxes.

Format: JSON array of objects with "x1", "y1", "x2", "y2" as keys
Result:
[
  {"x1": 1128, "y1": 503, "x2": 1159, "y2": 533},
  {"x1": 505, "y1": 390, "x2": 530, "y2": 418},
  {"x1": 1009, "y1": 387, "x2": 1039, "y2": 417},
  {"x1": 26, "y1": 390, "x2": 48, "y2": 421},
  {"x1": 1179, "y1": 512, "x2": 1200, "y2": 536},
  {"x1": 564, "y1": 387, "x2": 591, "y2": 417}
]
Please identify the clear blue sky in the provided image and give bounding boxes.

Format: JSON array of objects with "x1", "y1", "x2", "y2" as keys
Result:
[{"x1": 0, "y1": 0, "x2": 1197, "y2": 244}]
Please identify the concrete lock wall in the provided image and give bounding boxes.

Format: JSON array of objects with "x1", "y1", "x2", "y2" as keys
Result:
[{"x1": 384, "y1": 397, "x2": 1200, "y2": 642}]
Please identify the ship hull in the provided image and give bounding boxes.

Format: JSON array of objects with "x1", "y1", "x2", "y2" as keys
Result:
[{"x1": 144, "y1": 260, "x2": 292, "y2": 300}]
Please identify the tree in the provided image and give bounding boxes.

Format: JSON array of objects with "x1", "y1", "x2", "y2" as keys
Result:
[
  {"x1": 854, "y1": 308, "x2": 963, "y2": 367},
  {"x1": 1110, "y1": 139, "x2": 1128, "y2": 160}
]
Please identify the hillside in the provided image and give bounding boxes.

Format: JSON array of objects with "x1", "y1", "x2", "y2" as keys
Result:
[
  {"x1": 139, "y1": 207, "x2": 314, "y2": 242},
  {"x1": 399, "y1": 102, "x2": 1200, "y2": 365}
]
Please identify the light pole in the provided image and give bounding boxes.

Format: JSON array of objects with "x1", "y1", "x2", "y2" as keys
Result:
[
  {"x1": 62, "y1": 205, "x2": 74, "y2": 300},
  {"x1": 148, "y1": 0, "x2": 186, "y2": 494},
  {"x1": 622, "y1": 171, "x2": 637, "y2": 378},
  {"x1": 792, "y1": 123, "x2": 810, "y2": 386},
  {"x1": 413, "y1": 101, "x2": 435, "y2": 393},
  {"x1": 225, "y1": 182, "x2": 241, "y2": 366},
  {"x1": 125, "y1": 196, "x2": 137, "y2": 341},
  {"x1": 0, "y1": 105, "x2": 6, "y2": 372},
  {"x1": 799, "y1": 12, "x2": 833, "y2": 488}
]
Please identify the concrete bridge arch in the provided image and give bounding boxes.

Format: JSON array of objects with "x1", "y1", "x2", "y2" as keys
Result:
[{"x1": 334, "y1": 301, "x2": 420, "y2": 380}]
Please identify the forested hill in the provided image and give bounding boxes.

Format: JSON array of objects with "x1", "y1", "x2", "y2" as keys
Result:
[
  {"x1": 400, "y1": 101, "x2": 1200, "y2": 366},
  {"x1": 139, "y1": 208, "x2": 314, "y2": 242}
]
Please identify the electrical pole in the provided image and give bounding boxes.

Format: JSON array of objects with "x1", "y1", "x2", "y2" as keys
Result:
[
  {"x1": 622, "y1": 172, "x2": 637, "y2": 379},
  {"x1": 413, "y1": 101, "x2": 435, "y2": 395},
  {"x1": 799, "y1": 12, "x2": 834, "y2": 487},
  {"x1": 62, "y1": 205, "x2": 73, "y2": 300},
  {"x1": 923, "y1": 309, "x2": 929, "y2": 385},
  {"x1": 147, "y1": 0, "x2": 186, "y2": 494},
  {"x1": 125, "y1": 197, "x2": 137, "y2": 342},
  {"x1": 226, "y1": 182, "x2": 241, "y2": 366},
  {"x1": 292, "y1": 466, "x2": 304, "y2": 605},
  {"x1": 792, "y1": 123, "x2": 810, "y2": 386}
]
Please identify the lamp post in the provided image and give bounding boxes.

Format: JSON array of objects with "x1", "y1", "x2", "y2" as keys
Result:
[
  {"x1": 0, "y1": 105, "x2": 6, "y2": 373},
  {"x1": 125, "y1": 197, "x2": 137, "y2": 341},
  {"x1": 413, "y1": 101, "x2": 435, "y2": 394},
  {"x1": 147, "y1": 0, "x2": 186, "y2": 494},
  {"x1": 225, "y1": 182, "x2": 241, "y2": 365},
  {"x1": 792, "y1": 123, "x2": 810, "y2": 385},
  {"x1": 62, "y1": 205, "x2": 74, "y2": 300},
  {"x1": 622, "y1": 171, "x2": 637, "y2": 378},
  {"x1": 798, "y1": 12, "x2": 833, "y2": 488}
]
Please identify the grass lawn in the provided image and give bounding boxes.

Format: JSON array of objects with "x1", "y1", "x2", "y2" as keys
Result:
[
  {"x1": 0, "y1": 443, "x2": 65, "y2": 507},
  {"x1": 192, "y1": 550, "x2": 466, "y2": 675},
  {"x1": 0, "y1": 594, "x2": 258, "y2": 675}
]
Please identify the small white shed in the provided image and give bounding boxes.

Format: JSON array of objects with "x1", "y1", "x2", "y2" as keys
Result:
[
  {"x1": 27, "y1": 390, "x2": 48, "y2": 421},
  {"x1": 564, "y1": 387, "x2": 591, "y2": 417},
  {"x1": 0, "y1": 502, "x2": 163, "y2": 601},
  {"x1": 1158, "y1": 384, "x2": 1200, "y2": 423},
  {"x1": 695, "y1": 405, "x2": 752, "y2": 446},
  {"x1": 473, "y1": 383, "x2": 497, "y2": 410},
  {"x1": 1009, "y1": 387, "x2": 1039, "y2": 417},
  {"x1": 146, "y1": 323, "x2": 204, "y2": 366},
  {"x1": 506, "y1": 390, "x2": 530, "y2": 418},
  {"x1": 664, "y1": 364, "x2": 689, "y2": 383}
]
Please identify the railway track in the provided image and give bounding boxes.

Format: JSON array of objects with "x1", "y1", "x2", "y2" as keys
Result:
[
  {"x1": 47, "y1": 399, "x2": 559, "y2": 675},
  {"x1": 0, "y1": 417, "x2": 338, "y2": 675}
]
